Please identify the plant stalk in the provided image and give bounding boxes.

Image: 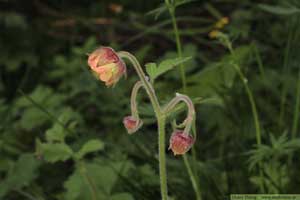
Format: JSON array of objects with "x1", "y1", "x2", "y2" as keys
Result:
[
  {"x1": 292, "y1": 69, "x2": 300, "y2": 139},
  {"x1": 119, "y1": 52, "x2": 169, "y2": 199},
  {"x1": 232, "y1": 63, "x2": 264, "y2": 193},
  {"x1": 118, "y1": 51, "x2": 161, "y2": 114},
  {"x1": 183, "y1": 155, "x2": 202, "y2": 200},
  {"x1": 158, "y1": 115, "x2": 168, "y2": 200},
  {"x1": 167, "y1": 6, "x2": 187, "y2": 92},
  {"x1": 165, "y1": 2, "x2": 202, "y2": 200}
]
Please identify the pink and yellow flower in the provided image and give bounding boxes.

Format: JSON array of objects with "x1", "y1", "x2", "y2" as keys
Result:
[{"x1": 87, "y1": 47, "x2": 126, "y2": 87}]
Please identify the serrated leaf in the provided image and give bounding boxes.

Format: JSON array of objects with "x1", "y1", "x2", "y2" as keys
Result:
[
  {"x1": 145, "y1": 57, "x2": 192, "y2": 81},
  {"x1": 45, "y1": 108, "x2": 81, "y2": 143},
  {"x1": 76, "y1": 139, "x2": 104, "y2": 159},
  {"x1": 39, "y1": 143, "x2": 73, "y2": 163},
  {"x1": 0, "y1": 154, "x2": 40, "y2": 198},
  {"x1": 146, "y1": 0, "x2": 196, "y2": 20},
  {"x1": 258, "y1": 4, "x2": 300, "y2": 15},
  {"x1": 157, "y1": 56, "x2": 191, "y2": 76},
  {"x1": 186, "y1": 46, "x2": 252, "y2": 98},
  {"x1": 145, "y1": 62, "x2": 157, "y2": 81},
  {"x1": 146, "y1": 4, "x2": 167, "y2": 20},
  {"x1": 64, "y1": 161, "x2": 133, "y2": 200},
  {"x1": 45, "y1": 124, "x2": 65, "y2": 143}
]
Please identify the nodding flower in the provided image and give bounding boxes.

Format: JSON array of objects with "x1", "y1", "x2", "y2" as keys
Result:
[
  {"x1": 169, "y1": 130, "x2": 195, "y2": 155},
  {"x1": 123, "y1": 116, "x2": 143, "y2": 134},
  {"x1": 87, "y1": 47, "x2": 126, "y2": 87}
]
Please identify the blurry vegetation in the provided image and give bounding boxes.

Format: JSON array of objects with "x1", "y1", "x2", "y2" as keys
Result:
[{"x1": 1, "y1": 0, "x2": 300, "y2": 199}]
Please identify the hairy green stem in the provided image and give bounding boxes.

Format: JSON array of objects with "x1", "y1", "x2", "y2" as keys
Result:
[
  {"x1": 120, "y1": 50, "x2": 197, "y2": 200},
  {"x1": 118, "y1": 52, "x2": 169, "y2": 199},
  {"x1": 163, "y1": 93, "x2": 195, "y2": 135},
  {"x1": 130, "y1": 81, "x2": 143, "y2": 119},
  {"x1": 158, "y1": 115, "x2": 168, "y2": 200},
  {"x1": 118, "y1": 51, "x2": 161, "y2": 114}
]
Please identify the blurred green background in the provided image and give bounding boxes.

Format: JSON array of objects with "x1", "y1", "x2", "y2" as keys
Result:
[{"x1": 1, "y1": 0, "x2": 300, "y2": 199}]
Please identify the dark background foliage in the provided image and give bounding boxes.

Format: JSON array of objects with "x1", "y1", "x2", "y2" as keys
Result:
[{"x1": 1, "y1": 0, "x2": 300, "y2": 199}]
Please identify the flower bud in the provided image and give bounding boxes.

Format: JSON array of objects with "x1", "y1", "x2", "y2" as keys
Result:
[
  {"x1": 87, "y1": 47, "x2": 126, "y2": 87},
  {"x1": 123, "y1": 116, "x2": 143, "y2": 134},
  {"x1": 169, "y1": 130, "x2": 194, "y2": 155}
]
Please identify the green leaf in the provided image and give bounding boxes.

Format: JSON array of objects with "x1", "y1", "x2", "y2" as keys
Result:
[
  {"x1": 258, "y1": 4, "x2": 300, "y2": 15},
  {"x1": 0, "y1": 154, "x2": 40, "y2": 198},
  {"x1": 186, "y1": 46, "x2": 252, "y2": 98},
  {"x1": 45, "y1": 124, "x2": 65, "y2": 143},
  {"x1": 111, "y1": 193, "x2": 134, "y2": 200},
  {"x1": 146, "y1": 0, "x2": 196, "y2": 20},
  {"x1": 145, "y1": 57, "x2": 192, "y2": 81},
  {"x1": 145, "y1": 62, "x2": 157, "y2": 80},
  {"x1": 45, "y1": 108, "x2": 81, "y2": 143},
  {"x1": 75, "y1": 139, "x2": 105, "y2": 159},
  {"x1": 39, "y1": 143, "x2": 73, "y2": 163},
  {"x1": 64, "y1": 160, "x2": 133, "y2": 200}
]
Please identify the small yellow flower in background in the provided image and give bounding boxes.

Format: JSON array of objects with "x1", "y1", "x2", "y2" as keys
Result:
[
  {"x1": 215, "y1": 17, "x2": 229, "y2": 29},
  {"x1": 209, "y1": 30, "x2": 220, "y2": 39},
  {"x1": 209, "y1": 17, "x2": 229, "y2": 39}
]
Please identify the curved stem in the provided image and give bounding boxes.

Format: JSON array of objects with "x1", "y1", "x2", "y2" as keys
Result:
[
  {"x1": 131, "y1": 81, "x2": 143, "y2": 119},
  {"x1": 118, "y1": 51, "x2": 161, "y2": 115},
  {"x1": 163, "y1": 93, "x2": 195, "y2": 135},
  {"x1": 158, "y1": 115, "x2": 168, "y2": 200}
]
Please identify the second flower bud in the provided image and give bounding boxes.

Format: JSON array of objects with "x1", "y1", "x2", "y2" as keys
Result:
[{"x1": 123, "y1": 116, "x2": 143, "y2": 134}]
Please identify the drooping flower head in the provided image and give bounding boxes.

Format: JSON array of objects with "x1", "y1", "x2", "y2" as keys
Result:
[
  {"x1": 123, "y1": 116, "x2": 143, "y2": 134},
  {"x1": 169, "y1": 130, "x2": 195, "y2": 155},
  {"x1": 87, "y1": 47, "x2": 126, "y2": 87}
]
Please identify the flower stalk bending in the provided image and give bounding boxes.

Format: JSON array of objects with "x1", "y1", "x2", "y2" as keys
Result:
[{"x1": 87, "y1": 47, "x2": 197, "y2": 200}]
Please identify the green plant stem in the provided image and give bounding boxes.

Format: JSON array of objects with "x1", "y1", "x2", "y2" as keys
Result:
[
  {"x1": 227, "y1": 40, "x2": 264, "y2": 192},
  {"x1": 158, "y1": 115, "x2": 168, "y2": 200},
  {"x1": 279, "y1": 24, "x2": 293, "y2": 128},
  {"x1": 131, "y1": 81, "x2": 143, "y2": 119},
  {"x1": 232, "y1": 63, "x2": 264, "y2": 193},
  {"x1": 292, "y1": 69, "x2": 300, "y2": 139},
  {"x1": 167, "y1": 6, "x2": 187, "y2": 92},
  {"x1": 252, "y1": 43, "x2": 266, "y2": 81},
  {"x1": 165, "y1": 2, "x2": 202, "y2": 200},
  {"x1": 118, "y1": 52, "x2": 168, "y2": 199},
  {"x1": 183, "y1": 155, "x2": 202, "y2": 200}
]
